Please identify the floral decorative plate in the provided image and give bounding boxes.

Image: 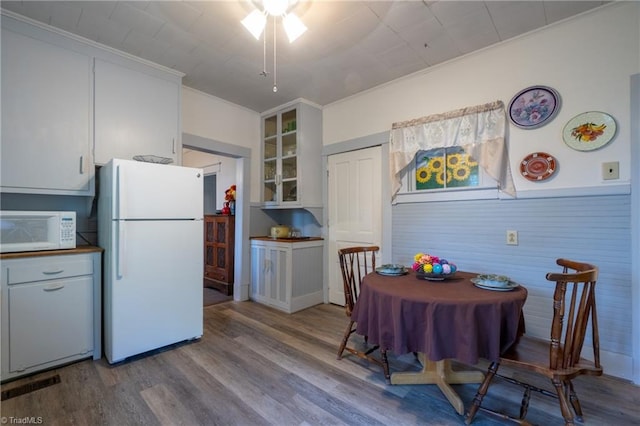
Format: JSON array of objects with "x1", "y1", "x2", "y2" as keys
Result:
[
  {"x1": 562, "y1": 111, "x2": 617, "y2": 151},
  {"x1": 508, "y1": 85, "x2": 561, "y2": 129},
  {"x1": 520, "y1": 152, "x2": 557, "y2": 182}
]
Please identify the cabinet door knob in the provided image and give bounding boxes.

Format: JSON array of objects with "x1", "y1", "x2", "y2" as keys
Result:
[{"x1": 42, "y1": 269, "x2": 64, "y2": 275}]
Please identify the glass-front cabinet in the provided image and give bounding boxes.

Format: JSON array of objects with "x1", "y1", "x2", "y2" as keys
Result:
[{"x1": 261, "y1": 102, "x2": 322, "y2": 208}]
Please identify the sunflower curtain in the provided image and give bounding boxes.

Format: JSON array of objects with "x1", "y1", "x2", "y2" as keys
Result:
[{"x1": 389, "y1": 100, "x2": 516, "y2": 199}]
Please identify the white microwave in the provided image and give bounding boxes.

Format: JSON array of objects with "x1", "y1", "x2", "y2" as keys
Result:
[{"x1": 0, "y1": 211, "x2": 76, "y2": 253}]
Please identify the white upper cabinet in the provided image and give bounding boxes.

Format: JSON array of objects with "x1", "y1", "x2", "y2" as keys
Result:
[
  {"x1": 94, "y1": 59, "x2": 181, "y2": 165},
  {"x1": 1, "y1": 22, "x2": 93, "y2": 195},
  {"x1": 1, "y1": 12, "x2": 184, "y2": 195},
  {"x1": 261, "y1": 102, "x2": 322, "y2": 208}
]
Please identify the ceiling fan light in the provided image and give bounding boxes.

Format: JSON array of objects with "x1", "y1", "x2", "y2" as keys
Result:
[
  {"x1": 263, "y1": 0, "x2": 289, "y2": 16},
  {"x1": 283, "y1": 13, "x2": 307, "y2": 43},
  {"x1": 242, "y1": 10, "x2": 267, "y2": 40}
]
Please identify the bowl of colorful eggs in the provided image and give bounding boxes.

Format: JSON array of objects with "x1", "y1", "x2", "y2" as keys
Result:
[{"x1": 412, "y1": 252, "x2": 458, "y2": 281}]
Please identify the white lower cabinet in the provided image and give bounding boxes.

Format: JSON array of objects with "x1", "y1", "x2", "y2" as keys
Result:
[
  {"x1": 251, "y1": 239, "x2": 324, "y2": 313},
  {"x1": 1, "y1": 250, "x2": 102, "y2": 381}
]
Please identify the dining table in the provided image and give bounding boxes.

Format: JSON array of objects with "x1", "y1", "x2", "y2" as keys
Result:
[{"x1": 351, "y1": 269, "x2": 528, "y2": 415}]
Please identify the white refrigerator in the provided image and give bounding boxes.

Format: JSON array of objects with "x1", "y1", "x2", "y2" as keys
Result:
[{"x1": 98, "y1": 158, "x2": 204, "y2": 364}]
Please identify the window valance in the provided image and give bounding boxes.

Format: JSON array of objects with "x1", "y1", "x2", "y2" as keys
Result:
[{"x1": 389, "y1": 100, "x2": 516, "y2": 198}]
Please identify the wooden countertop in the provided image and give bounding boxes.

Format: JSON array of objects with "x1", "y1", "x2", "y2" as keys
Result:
[
  {"x1": 0, "y1": 245, "x2": 103, "y2": 260},
  {"x1": 250, "y1": 236, "x2": 324, "y2": 243}
]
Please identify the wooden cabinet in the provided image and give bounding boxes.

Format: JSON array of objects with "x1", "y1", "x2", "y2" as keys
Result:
[
  {"x1": 94, "y1": 58, "x2": 182, "y2": 165},
  {"x1": 250, "y1": 238, "x2": 323, "y2": 313},
  {"x1": 1, "y1": 17, "x2": 94, "y2": 196},
  {"x1": 204, "y1": 215, "x2": 235, "y2": 295},
  {"x1": 261, "y1": 102, "x2": 322, "y2": 208},
  {"x1": 1, "y1": 248, "x2": 102, "y2": 381}
]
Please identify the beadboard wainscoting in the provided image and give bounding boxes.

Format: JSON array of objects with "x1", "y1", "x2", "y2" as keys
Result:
[{"x1": 392, "y1": 194, "x2": 632, "y2": 380}]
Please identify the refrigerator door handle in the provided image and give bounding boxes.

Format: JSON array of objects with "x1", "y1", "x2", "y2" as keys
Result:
[
  {"x1": 116, "y1": 164, "x2": 125, "y2": 218},
  {"x1": 116, "y1": 220, "x2": 125, "y2": 279}
]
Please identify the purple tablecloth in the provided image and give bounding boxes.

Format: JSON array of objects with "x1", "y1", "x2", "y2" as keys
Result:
[{"x1": 351, "y1": 270, "x2": 528, "y2": 365}]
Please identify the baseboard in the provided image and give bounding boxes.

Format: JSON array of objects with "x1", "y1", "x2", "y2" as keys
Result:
[
  {"x1": 290, "y1": 291, "x2": 324, "y2": 313},
  {"x1": 599, "y1": 349, "x2": 635, "y2": 383}
]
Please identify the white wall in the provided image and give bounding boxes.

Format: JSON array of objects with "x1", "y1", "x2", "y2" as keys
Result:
[
  {"x1": 182, "y1": 87, "x2": 262, "y2": 203},
  {"x1": 321, "y1": 2, "x2": 640, "y2": 382},
  {"x1": 323, "y1": 2, "x2": 639, "y2": 193}
]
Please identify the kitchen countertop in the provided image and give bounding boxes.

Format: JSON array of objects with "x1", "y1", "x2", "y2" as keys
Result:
[
  {"x1": 0, "y1": 245, "x2": 103, "y2": 260},
  {"x1": 250, "y1": 236, "x2": 324, "y2": 243}
]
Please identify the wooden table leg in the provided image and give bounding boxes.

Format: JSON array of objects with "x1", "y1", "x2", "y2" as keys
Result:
[{"x1": 391, "y1": 353, "x2": 485, "y2": 415}]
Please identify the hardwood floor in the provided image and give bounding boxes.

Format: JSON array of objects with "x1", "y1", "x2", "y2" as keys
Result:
[{"x1": 2, "y1": 301, "x2": 638, "y2": 425}]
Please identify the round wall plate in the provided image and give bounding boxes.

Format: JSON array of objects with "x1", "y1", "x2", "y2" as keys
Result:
[
  {"x1": 562, "y1": 111, "x2": 616, "y2": 151},
  {"x1": 508, "y1": 85, "x2": 561, "y2": 129},
  {"x1": 520, "y1": 152, "x2": 557, "y2": 181}
]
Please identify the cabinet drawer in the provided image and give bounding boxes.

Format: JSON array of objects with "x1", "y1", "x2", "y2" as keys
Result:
[
  {"x1": 8, "y1": 276, "x2": 93, "y2": 372},
  {"x1": 205, "y1": 269, "x2": 228, "y2": 283},
  {"x1": 7, "y1": 257, "x2": 93, "y2": 285}
]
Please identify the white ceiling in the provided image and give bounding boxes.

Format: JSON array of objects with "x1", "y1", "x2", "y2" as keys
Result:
[{"x1": 2, "y1": 1, "x2": 608, "y2": 113}]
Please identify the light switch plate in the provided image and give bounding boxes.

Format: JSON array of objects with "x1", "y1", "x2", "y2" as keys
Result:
[{"x1": 602, "y1": 161, "x2": 619, "y2": 180}]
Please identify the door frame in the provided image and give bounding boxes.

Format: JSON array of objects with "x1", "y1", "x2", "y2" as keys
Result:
[
  {"x1": 183, "y1": 132, "x2": 252, "y2": 301},
  {"x1": 321, "y1": 131, "x2": 392, "y2": 303}
]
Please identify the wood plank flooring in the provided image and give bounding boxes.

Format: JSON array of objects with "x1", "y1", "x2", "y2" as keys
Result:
[{"x1": 2, "y1": 301, "x2": 638, "y2": 425}]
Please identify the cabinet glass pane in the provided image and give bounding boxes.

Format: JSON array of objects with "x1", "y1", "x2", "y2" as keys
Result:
[
  {"x1": 215, "y1": 222, "x2": 226, "y2": 243},
  {"x1": 283, "y1": 180, "x2": 297, "y2": 202},
  {"x1": 282, "y1": 157, "x2": 297, "y2": 179},
  {"x1": 282, "y1": 133, "x2": 296, "y2": 157},
  {"x1": 264, "y1": 181, "x2": 277, "y2": 202},
  {"x1": 264, "y1": 159, "x2": 276, "y2": 181},
  {"x1": 216, "y1": 247, "x2": 226, "y2": 268},
  {"x1": 264, "y1": 137, "x2": 277, "y2": 159},
  {"x1": 282, "y1": 109, "x2": 296, "y2": 133},
  {"x1": 206, "y1": 222, "x2": 214, "y2": 243},
  {"x1": 264, "y1": 115, "x2": 277, "y2": 138},
  {"x1": 206, "y1": 246, "x2": 214, "y2": 266}
]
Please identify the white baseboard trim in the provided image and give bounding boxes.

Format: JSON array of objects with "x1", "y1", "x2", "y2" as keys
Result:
[
  {"x1": 599, "y1": 350, "x2": 636, "y2": 383},
  {"x1": 290, "y1": 291, "x2": 324, "y2": 313}
]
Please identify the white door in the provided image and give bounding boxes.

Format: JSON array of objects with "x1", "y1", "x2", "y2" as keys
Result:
[{"x1": 328, "y1": 146, "x2": 382, "y2": 305}]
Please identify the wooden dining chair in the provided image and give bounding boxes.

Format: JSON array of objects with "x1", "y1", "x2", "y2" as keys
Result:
[
  {"x1": 336, "y1": 246, "x2": 390, "y2": 382},
  {"x1": 465, "y1": 258, "x2": 601, "y2": 426}
]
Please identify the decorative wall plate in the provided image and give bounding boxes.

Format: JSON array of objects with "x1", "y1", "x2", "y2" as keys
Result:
[
  {"x1": 508, "y1": 85, "x2": 561, "y2": 129},
  {"x1": 520, "y1": 152, "x2": 557, "y2": 181},
  {"x1": 562, "y1": 111, "x2": 617, "y2": 151}
]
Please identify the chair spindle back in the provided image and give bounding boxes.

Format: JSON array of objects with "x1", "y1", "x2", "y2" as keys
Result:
[
  {"x1": 545, "y1": 258, "x2": 600, "y2": 372},
  {"x1": 338, "y1": 246, "x2": 379, "y2": 316}
]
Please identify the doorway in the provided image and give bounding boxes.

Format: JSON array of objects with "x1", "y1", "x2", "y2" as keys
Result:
[{"x1": 182, "y1": 132, "x2": 252, "y2": 301}]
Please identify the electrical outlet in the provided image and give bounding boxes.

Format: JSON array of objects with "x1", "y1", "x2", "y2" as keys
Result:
[
  {"x1": 506, "y1": 230, "x2": 518, "y2": 246},
  {"x1": 602, "y1": 161, "x2": 619, "y2": 180}
]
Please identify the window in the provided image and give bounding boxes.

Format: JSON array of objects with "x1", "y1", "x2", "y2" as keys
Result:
[
  {"x1": 414, "y1": 147, "x2": 479, "y2": 190},
  {"x1": 396, "y1": 147, "x2": 498, "y2": 203},
  {"x1": 389, "y1": 101, "x2": 515, "y2": 201}
]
